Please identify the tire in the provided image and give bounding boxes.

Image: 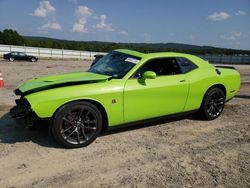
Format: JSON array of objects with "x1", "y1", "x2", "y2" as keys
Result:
[
  {"x1": 51, "y1": 101, "x2": 103, "y2": 148},
  {"x1": 199, "y1": 87, "x2": 225, "y2": 120},
  {"x1": 31, "y1": 58, "x2": 36, "y2": 62},
  {"x1": 9, "y1": 57, "x2": 14, "y2": 62}
]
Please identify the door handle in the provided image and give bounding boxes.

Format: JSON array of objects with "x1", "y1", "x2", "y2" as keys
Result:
[{"x1": 180, "y1": 79, "x2": 186, "y2": 82}]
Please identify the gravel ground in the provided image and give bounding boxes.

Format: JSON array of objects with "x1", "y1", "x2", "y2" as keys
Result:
[{"x1": 0, "y1": 60, "x2": 249, "y2": 188}]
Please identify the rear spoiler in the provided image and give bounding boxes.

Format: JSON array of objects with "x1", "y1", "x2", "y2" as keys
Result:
[{"x1": 215, "y1": 66, "x2": 236, "y2": 70}]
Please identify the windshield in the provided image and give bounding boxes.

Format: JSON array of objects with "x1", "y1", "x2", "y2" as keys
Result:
[{"x1": 88, "y1": 51, "x2": 141, "y2": 78}]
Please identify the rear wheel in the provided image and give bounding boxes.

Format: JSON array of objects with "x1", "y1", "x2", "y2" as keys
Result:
[
  {"x1": 200, "y1": 87, "x2": 225, "y2": 120},
  {"x1": 52, "y1": 101, "x2": 103, "y2": 148},
  {"x1": 31, "y1": 58, "x2": 36, "y2": 62},
  {"x1": 9, "y1": 57, "x2": 14, "y2": 62}
]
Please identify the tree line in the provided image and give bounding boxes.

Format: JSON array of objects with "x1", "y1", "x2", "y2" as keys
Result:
[{"x1": 0, "y1": 29, "x2": 249, "y2": 55}]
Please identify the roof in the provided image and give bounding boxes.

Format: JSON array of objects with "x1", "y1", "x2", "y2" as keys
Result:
[
  {"x1": 115, "y1": 49, "x2": 196, "y2": 59},
  {"x1": 115, "y1": 49, "x2": 211, "y2": 67},
  {"x1": 114, "y1": 49, "x2": 145, "y2": 58}
]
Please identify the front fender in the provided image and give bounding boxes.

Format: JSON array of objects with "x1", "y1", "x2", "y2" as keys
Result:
[{"x1": 25, "y1": 80, "x2": 125, "y2": 126}]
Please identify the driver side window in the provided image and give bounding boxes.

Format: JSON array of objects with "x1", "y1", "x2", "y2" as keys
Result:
[
  {"x1": 19, "y1": 52, "x2": 25, "y2": 56},
  {"x1": 134, "y1": 58, "x2": 181, "y2": 78}
]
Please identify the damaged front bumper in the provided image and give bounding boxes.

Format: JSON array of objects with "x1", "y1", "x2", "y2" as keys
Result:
[{"x1": 10, "y1": 98, "x2": 37, "y2": 127}]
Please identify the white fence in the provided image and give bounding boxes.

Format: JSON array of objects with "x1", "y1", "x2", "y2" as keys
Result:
[
  {"x1": 1, "y1": 44, "x2": 249, "y2": 64},
  {"x1": 0, "y1": 44, "x2": 106, "y2": 60}
]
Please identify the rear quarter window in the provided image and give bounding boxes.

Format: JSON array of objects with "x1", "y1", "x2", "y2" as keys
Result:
[{"x1": 176, "y1": 57, "x2": 197, "y2": 73}]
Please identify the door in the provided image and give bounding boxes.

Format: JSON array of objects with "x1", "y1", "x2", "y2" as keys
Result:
[
  {"x1": 11, "y1": 52, "x2": 19, "y2": 60},
  {"x1": 18, "y1": 52, "x2": 26, "y2": 60},
  {"x1": 124, "y1": 57, "x2": 189, "y2": 123}
]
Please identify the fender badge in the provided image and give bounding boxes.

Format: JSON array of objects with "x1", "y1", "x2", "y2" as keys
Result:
[{"x1": 112, "y1": 99, "x2": 117, "y2": 104}]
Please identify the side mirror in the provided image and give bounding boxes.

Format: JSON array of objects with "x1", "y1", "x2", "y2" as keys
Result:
[
  {"x1": 139, "y1": 71, "x2": 156, "y2": 83},
  {"x1": 143, "y1": 71, "x2": 156, "y2": 79}
]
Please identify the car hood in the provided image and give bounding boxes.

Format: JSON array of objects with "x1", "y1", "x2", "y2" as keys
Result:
[{"x1": 17, "y1": 71, "x2": 111, "y2": 94}]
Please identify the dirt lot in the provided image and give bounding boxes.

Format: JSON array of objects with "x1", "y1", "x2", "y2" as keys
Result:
[{"x1": 0, "y1": 60, "x2": 249, "y2": 188}]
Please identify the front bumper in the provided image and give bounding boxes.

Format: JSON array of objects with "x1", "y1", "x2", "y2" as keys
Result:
[{"x1": 10, "y1": 98, "x2": 37, "y2": 127}]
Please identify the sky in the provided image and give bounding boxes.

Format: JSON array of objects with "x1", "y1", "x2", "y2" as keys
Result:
[{"x1": 0, "y1": 0, "x2": 249, "y2": 50}]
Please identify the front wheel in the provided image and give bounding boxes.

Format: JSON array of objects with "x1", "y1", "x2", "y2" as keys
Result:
[
  {"x1": 31, "y1": 58, "x2": 36, "y2": 62},
  {"x1": 51, "y1": 101, "x2": 103, "y2": 148},
  {"x1": 199, "y1": 87, "x2": 225, "y2": 120},
  {"x1": 9, "y1": 57, "x2": 14, "y2": 62}
]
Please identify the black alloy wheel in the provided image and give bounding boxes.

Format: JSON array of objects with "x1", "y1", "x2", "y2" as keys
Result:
[
  {"x1": 200, "y1": 87, "x2": 225, "y2": 120},
  {"x1": 52, "y1": 101, "x2": 103, "y2": 148}
]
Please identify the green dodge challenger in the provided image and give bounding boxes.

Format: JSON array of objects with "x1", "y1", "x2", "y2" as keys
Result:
[{"x1": 10, "y1": 49, "x2": 241, "y2": 148}]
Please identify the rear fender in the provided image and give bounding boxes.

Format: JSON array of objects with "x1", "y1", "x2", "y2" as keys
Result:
[{"x1": 217, "y1": 68, "x2": 241, "y2": 100}]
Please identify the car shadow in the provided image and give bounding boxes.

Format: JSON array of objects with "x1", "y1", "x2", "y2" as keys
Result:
[
  {"x1": 0, "y1": 111, "x2": 197, "y2": 148},
  {"x1": 235, "y1": 94, "x2": 250, "y2": 99},
  {"x1": 0, "y1": 112, "x2": 61, "y2": 148}
]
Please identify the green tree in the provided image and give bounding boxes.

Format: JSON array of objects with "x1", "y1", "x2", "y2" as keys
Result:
[{"x1": 0, "y1": 29, "x2": 25, "y2": 45}]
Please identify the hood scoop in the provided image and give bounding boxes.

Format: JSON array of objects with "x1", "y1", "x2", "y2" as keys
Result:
[{"x1": 43, "y1": 80, "x2": 55, "y2": 82}]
